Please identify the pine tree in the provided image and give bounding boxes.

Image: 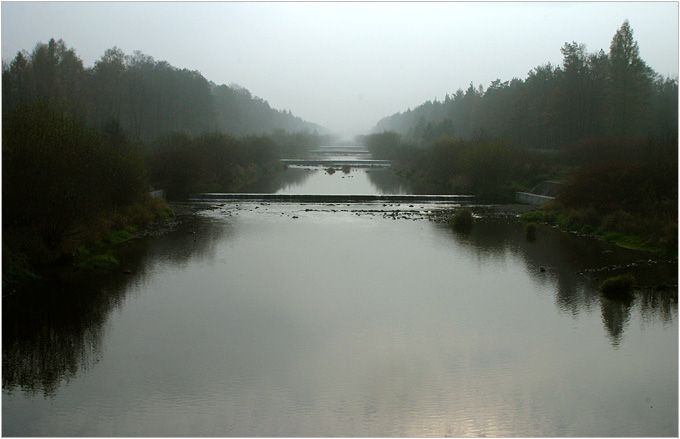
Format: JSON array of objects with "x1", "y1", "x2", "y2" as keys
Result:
[{"x1": 607, "y1": 20, "x2": 655, "y2": 136}]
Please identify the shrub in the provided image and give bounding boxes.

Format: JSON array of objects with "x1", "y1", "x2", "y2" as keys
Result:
[
  {"x1": 601, "y1": 274, "x2": 635, "y2": 300},
  {"x1": 520, "y1": 210, "x2": 544, "y2": 223},
  {"x1": 450, "y1": 209, "x2": 474, "y2": 233},
  {"x1": 601, "y1": 210, "x2": 639, "y2": 235}
]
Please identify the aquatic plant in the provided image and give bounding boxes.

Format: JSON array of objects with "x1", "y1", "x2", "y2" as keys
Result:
[
  {"x1": 601, "y1": 273, "x2": 635, "y2": 300},
  {"x1": 450, "y1": 209, "x2": 474, "y2": 233}
]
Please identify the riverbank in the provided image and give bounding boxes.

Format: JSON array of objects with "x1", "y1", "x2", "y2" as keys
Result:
[
  {"x1": 3, "y1": 196, "x2": 175, "y2": 288},
  {"x1": 519, "y1": 201, "x2": 677, "y2": 257},
  {"x1": 4, "y1": 197, "x2": 677, "y2": 437}
]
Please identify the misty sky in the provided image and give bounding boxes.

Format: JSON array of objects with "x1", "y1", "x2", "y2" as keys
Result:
[{"x1": 2, "y1": 1, "x2": 678, "y2": 138}]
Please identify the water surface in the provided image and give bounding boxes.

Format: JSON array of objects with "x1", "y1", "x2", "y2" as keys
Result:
[
  {"x1": 242, "y1": 166, "x2": 414, "y2": 195},
  {"x1": 3, "y1": 164, "x2": 677, "y2": 437}
]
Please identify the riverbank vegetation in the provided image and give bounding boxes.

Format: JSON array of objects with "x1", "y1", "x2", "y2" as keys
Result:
[
  {"x1": 601, "y1": 274, "x2": 636, "y2": 301},
  {"x1": 2, "y1": 100, "x2": 171, "y2": 283},
  {"x1": 3, "y1": 110, "x2": 328, "y2": 285},
  {"x1": 361, "y1": 21, "x2": 677, "y2": 255},
  {"x1": 2, "y1": 39, "x2": 333, "y2": 284},
  {"x1": 450, "y1": 209, "x2": 474, "y2": 233}
]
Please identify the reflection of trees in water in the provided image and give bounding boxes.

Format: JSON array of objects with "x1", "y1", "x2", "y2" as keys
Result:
[
  {"x1": 638, "y1": 288, "x2": 678, "y2": 325},
  {"x1": 138, "y1": 211, "x2": 232, "y2": 268},
  {"x1": 239, "y1": 167, "x2": 314, "y2": 193},
  {"x1": 600, "y1": 296, "x2": 633, "y2": 347},
  {"x1": 365, "y1": 169, "x2": 413, "y2": 195},
  {"x1": 440, "y1": 214, "x2": 677, "y2": 346},
  {"x1": 444, "y1": 217, "x2": 599, "y2": 312},
  {"x1": 2, "y1": 212, "x2": 232, "y2": 396},
  {"x1": 3, "y1": 270, "x2": 129, "y2": 396}
]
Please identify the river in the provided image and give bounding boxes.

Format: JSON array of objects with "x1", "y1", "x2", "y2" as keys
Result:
[{"x1": 3, "y1": 148, "x2": 678, "y2": 436}]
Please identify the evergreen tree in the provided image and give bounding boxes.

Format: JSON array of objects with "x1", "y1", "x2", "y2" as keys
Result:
[{"x1": 607, "y1": 20, "x2": 655, "y2": 136}]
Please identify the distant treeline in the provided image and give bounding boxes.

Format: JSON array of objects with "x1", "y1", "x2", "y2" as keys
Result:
[
  {"x1": 145, "y1": 127, "x2": 332, "y2": 199},
  {"x1": 2, "y1": 39, "x2": 326, "y2": 141},
  {"x1": 373, "y1": 21, "x2": 677, "y2": 149}
]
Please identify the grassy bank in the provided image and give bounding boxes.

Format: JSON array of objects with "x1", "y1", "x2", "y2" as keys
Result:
[
  {"x1": 3, "y1": 195, "x2": 174, "y2": 286},
  {"x1": 362, "y1": 132, "x2": 676, "y2": 258},
  {"x1": 521, "y1": 201, "x2": 677, "y2": 257}
]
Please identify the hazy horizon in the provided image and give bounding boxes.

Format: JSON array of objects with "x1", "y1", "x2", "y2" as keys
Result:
[{"x1": 3, "y1": 1, "x2": 678, "y2": 138}]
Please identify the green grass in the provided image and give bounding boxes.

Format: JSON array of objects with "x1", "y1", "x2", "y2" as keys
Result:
[
  {"x1": 521, "y1": 205, "x2": 672, "y2": 255},
  {"x1": 107, "y1": 227, "x2": 137, "y2": 244},
  {"x1": 75, "y1": 253, "x2": 120, "y2": 270},
  {"x1": 602, "y1": 233, "x2": 659, "y2": 253}
]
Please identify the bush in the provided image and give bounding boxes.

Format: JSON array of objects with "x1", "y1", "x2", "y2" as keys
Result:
[
  {"x1": 520, "y1": 210, "x2": 544, "y2": 223},
  {"x1": 601, "y1": 210, "x2": 639, "y2": 235},
  {"x1": 450, "y1": 209, "x2": 474, "y2": 233},
  {"x1": 601, "y1": 274, "x2": 635, "y2": 300}
]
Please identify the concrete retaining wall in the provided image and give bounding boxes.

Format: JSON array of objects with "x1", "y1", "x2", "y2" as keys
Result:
[
  {"x1": 515, "y1": 181, "x2": 564, "y2": 206},
  {"x1": 150, "y1": 190, "x2": 165, "y2": 199},
  {"x1": 515, "y1": 192, "x2": 554, "y2": 206}
]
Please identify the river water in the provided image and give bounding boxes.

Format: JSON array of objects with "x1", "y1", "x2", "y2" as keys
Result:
[{"x1": 3, "y1": 151, "x2": 678, "y2": 436}]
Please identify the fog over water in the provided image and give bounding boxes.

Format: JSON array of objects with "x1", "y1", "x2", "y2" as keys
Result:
[{"x1": 2, "y1": 1, "x2": 677, "y2": 137}]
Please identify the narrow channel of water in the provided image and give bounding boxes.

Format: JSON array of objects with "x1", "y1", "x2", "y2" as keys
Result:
[
  {"x1": 242, "y1": 166, "x2": 415, "y2": 195},
  {"x1": 3, "y1": 155, "x2": 677, "y2": 436}
]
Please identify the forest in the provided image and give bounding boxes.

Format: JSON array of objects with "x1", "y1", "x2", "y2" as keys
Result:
[
  {"x1": 373, "y1": 21, "x2": 676, "y2": 148},
  {"x1": 362, "y1": 21, "x2": 677, "y2": 255},
  {"x1": 2, "y1": 39, "x2": 333, "y2": 283},
  {"x1": 2, "y1": 21, "x2": 678, "y2": 284},
  {"x1": 2, "y1": 39, "x2": 326, "y2": 141}
]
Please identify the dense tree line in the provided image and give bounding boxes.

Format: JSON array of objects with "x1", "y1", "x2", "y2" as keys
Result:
[
  {"x1": 2, "y1": 101, "x2": 165, "y2": 279},
  {"x1": 2, "y1": 39, "x2": 335, "y2": 283},
  {"x1": 2, "y1": 100, "x2": 333, "y2": 283},
  {"x1": 360, "y1": 131, "x2": 543, "y2": 200},
  {"x1": 3, "y1": 39, "x2": 325, "y2": 141},
  {"x1": 142, "y1": 125, "x2": 334, "y2": 199},
  {"x1": 373, "y1": 21, "x2": 677, "y2": 149},
  {"x1": 363, "y1": 22, "x2": 677, "y2": 254}
]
